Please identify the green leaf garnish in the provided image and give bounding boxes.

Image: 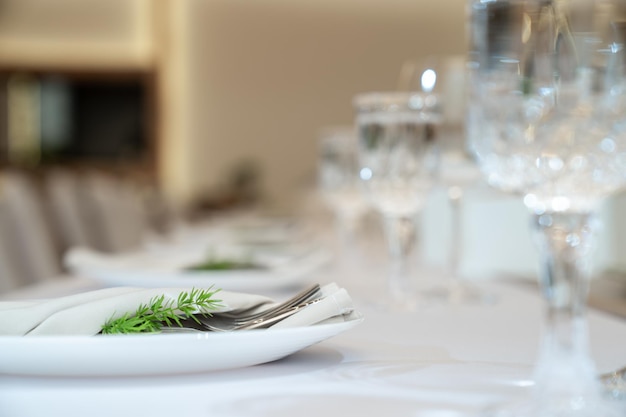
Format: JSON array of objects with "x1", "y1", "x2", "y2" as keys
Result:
[
  {"x1": 101, "y1": 287, "x2": 222, "y2": 334},
  {"x1": 185, "y1": 259, "x2": 265, "y2": 271},
  {"x1": 184, "y1": 249, "x2": 265, "y2": 271}
]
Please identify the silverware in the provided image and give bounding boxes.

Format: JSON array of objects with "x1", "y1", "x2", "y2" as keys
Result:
[
  {"x1": 200, "y1": 296, "x2": 323, "y2": 331},
  {"x1": 161, "y1": 284, "x2": 322, "y2": 333},
  {"x1": 214, "y1": 283, "x2": 321, "y2": 322}
]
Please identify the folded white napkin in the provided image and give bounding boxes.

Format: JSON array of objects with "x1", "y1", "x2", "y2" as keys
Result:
[
  {"x1": 0, "y1": 283, "x2": 354, "y2": 336},
  {"x1": 64, "y1": 247, "x2": 187, "y2": 273}
]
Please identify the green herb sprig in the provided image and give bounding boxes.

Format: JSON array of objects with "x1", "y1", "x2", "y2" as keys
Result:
[
  {"x1": 185, "y1": 259, "x2": 264, "y2": 271},
  {"x1": 101, "y1": 288, "x2": 222, "y2": 334},
  {"x1": 185, "y1": 249, "x2": 264, "y2": 272}
]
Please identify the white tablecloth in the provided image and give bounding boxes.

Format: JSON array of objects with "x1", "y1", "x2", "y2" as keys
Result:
[
  {"x1": 1, "y1": 209, "x2": 626, "y2": 417},
  {"x1": 1, "y1": 273, "x2": 625, "y2": 416}
]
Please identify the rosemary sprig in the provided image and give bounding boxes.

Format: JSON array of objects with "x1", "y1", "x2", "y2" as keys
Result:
[
  {"x1": 185, "y1": 258, "x2": 264, "y2": 271},
  {"x1": 184, "y1": 249, "x2": 264, "y2": 271},
  {"x1": 101, "y1": 287, "x2": 222, "y2": 334}
]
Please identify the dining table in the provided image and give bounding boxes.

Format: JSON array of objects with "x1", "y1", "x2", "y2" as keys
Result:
[{"x1": 1, "y1": 203, "x2": 626, "y2": 417}]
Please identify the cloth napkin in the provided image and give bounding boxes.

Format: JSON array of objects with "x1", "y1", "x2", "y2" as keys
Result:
[
  {"x1": 64, "y1": 246, "x2": 189, "y2": 273},
  {"x1": 0, "y1": 283, "x2": 354, "y2": 336}
]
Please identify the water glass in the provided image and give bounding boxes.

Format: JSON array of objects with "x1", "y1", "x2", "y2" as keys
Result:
[
  {"x1": 317, "y1": 126, "x2": 369, "y2": 255},
  {"x1": 353, "y1": 91, "x2": 441, "y2": 309}
]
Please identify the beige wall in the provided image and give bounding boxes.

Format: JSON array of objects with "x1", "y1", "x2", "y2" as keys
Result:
[
  {"x1": 0, "y1": 0, "x2": 468, "y2": 209},
  {"x1": 0, "y1": 0, "x2": 152, "y2": 70},
  {"x1": 180, "y1": 0, "x2": 468, "y2": 209}
]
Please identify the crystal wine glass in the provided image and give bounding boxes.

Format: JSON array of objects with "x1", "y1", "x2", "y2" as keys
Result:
[
  {"x1": 469, "y1": 0, "x2": 626, "y2": 414},
  {"x1": 353, "y1": 91, "x2": 441, "y2": 310},
  {"x1": 399, "y1": 55, "x2": 494, "y2": 304},
  {"x1": 398, "y1": 55, "x2": 494, "y2": 304},
  {"x1": 434, "y1": 129, "x2": 495, "y2": 303},
  {"x1": 317, "y1": 126, "x2": 369, "y2": 259}
]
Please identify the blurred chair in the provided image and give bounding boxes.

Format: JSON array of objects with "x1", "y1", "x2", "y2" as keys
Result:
[
  {"x1": 80, "y1": 171, "x2": 151, "y2": 253},
  {"x1": 44, "y1": 169, "x2": 99, "y2": 251},
  {"x1": 0, "y1": 199, "x2": 26, "y2": 293},
  {"x1": 0, "y1": 167, "x2": 175, "y2": 295},
  {"x1": 0, "y1": 171, "x2": 62, "y2": 285}
]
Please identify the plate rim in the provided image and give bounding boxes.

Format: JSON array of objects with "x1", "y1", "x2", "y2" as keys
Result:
[
  {"x1": 68, "y1": 248, "x2": 331, "y2": 290},
  {"x1": 0, "y1": 315, "x2": 364, "y2": 377}
]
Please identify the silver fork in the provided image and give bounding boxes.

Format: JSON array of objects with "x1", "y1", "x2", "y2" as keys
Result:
[
  {"x1": 198, "y1": 296, "x2": 323, "y2": 331},
  {"x1": 161, "y1": 283, "x2": 321, "y2": 333},
  {"x1": 214, "y1": 283, "x2": 321, "y2": 322}
]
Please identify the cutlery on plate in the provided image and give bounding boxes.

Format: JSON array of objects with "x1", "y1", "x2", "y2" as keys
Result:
[
  {"x1": 199, "y1": 296, "x2": 324, "y2": 331},
  {"x1": 162, "y1": 297, "x2": 324, "y2": 333},
  {"x1": 161, "y1": 283, "x2": 322, "y2": 333},
  {"x1": 213, "y1": 283, "x2": 321, "y2": 321}
]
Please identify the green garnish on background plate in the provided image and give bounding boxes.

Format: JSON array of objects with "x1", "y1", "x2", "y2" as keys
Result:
[
  {"x1": 184, "y1": 250, "x2": 266, "y2": 271},
  {"x1": 185, "y1": 259, "x2": 265, "y2": 271}
]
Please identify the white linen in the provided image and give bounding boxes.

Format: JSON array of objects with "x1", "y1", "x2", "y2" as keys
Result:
[
  {"x1": 62, "y1": 245, "x2": 331, "y2": 292},
  {"x1": 0, "y1": 283, "x2": 353, "y2": 336},
  {"x1": 1, "y1": 276, "x2": 625, "y2": 417},
  {"x1": 1, "y1": 209, "x2": 626, "y2": 416}
]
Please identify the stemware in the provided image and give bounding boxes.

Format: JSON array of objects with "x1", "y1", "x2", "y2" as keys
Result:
[
  {"x1": 317, "y1": 126, "x2": 370, "y2": 259},
  {"x1": 469, "y1": 0, "x2": 626, "y2": 415},
  {"x1": 399, "y1": 55, "x2": 494, "y2": 304},
  {"x1": 431, "y1": 130, "x2": 494, "y2": 303},
  {"x1": 353, "y1": 91, "x2": 441, "y2": 310}
]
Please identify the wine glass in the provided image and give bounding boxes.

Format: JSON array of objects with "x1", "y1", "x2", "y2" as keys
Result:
[
  {"x1": 469, "y1": 0, "x2": 626, "y2": 415},
  {"x1": 317, "y1": 126, "x2": 369, "y2": 259},
  {"x1": 433, "y1": 129, "x2": 496, "y2": 304},
  {"x1": 353, "y1": 91, "x2": 441, "y2": 310},
  {"x1": 399, "y1": 55, "x2": 494, "y2": 304}
]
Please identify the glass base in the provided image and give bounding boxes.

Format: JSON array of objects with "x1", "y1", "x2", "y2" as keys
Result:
[
  {"x1": 485, "y1": 358, "x2": 625, "y2": 417},
  {"x1": 483, "y1": 394, "x2": 626, "y2": 417},
  {"x1": 420, "y1": 280, "x2": 497, "y2": 305},
  {"x1": 601, "y1": 369, "x2": 626, "y2": 400},
  {"x1": 363, "y1": 292, "x2": 422, "y2": 313},
  {"x1": 359, "y1": 287, "x2": 437, "y2": 313}
]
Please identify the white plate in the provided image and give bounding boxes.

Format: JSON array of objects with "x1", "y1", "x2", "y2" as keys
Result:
[
  {"x1": 67, "y1": 247, "x2": 331, "y2": 292},
  {"x1": 0, "y1": 315, "x2": 363, "y2": 377}
]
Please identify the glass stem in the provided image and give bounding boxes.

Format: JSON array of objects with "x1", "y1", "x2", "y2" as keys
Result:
[
  {"x1": 335, "y1": 211, "x2": 359, "y2": 267},
  {"x1": 448, "y1": 185, "x2": 463, "y2": 281},
  {"x1": 382, "y1": 214, "x2": 417, "y2": 299},
  {"x1": 530, "y1": 212, "x2": 600, "y2": 399},
  {"x1": 336, "y1": 212, "x2": 354, "y2": 249}
]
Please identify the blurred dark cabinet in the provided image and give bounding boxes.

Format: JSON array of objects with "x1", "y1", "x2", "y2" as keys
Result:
[
  {"x1": 0, "y1": 70, "x2": 156, "y2": 170},
  {"x1": 0, "y1": 0, "x2": 166, "y2": 174}
]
